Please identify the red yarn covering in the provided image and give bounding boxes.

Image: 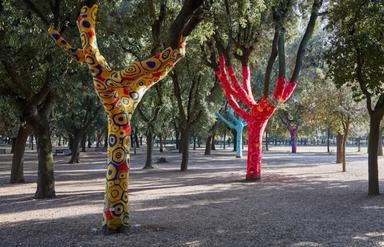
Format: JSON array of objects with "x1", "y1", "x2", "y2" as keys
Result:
[{"x1": 216, "y1": 56, "x2": 297, "y2": 179}]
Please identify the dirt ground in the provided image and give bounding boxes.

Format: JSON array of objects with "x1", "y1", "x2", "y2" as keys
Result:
[{"x1": 0, "y1": 145, "x2": 383, "y2": 247}]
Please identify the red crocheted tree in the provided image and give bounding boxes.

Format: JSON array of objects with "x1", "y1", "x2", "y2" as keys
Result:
[{"x1": 215, "y1": 0, "x2": 323, "y2": 180}]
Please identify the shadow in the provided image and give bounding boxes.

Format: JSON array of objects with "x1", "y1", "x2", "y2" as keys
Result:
[{"x1": 1, "y1": 147, "x2": 384, "y2": 246}]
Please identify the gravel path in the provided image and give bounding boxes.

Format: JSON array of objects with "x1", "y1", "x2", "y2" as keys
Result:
[{"x1": 0, "y1": 146, "x2": 383, "y2": 247}]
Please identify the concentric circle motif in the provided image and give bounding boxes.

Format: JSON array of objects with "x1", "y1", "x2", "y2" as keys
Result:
[
  {"x1": 108, "y1": 186, "x2": 123, "y2": 203},
  {"x1": 106, "y1": 162, "x2": 118, "y2": 181},
  {"x1": 120, "y1": 180, "x2": 128, "y2": 191},
  {"x1": 105, "y1": 79, "x2": 118, "y2": 88},
  {"x1": 111, "y1": 72, "x2": 122, "y2": 83},
  {"x1": 141, "y1": 58, "x2": 161, "y2": 71},
  {"x1": 122, "y1": 136, "x2": 130, "y2": 147},
  {"x1": 93, "y1": 80, "x2": 107, "y2": 91},
  {"x1": 112, "y1": 147, "x2": 125, "y2": 163},
  {"x1": 111, "y1": 203, "x2": 124, "y2": 217},
  {"x1": 112, "y1": 112, "x2": 129, "y2": 126},
  {"x1": 108, "y1": 134, "x2": 117, "y2": 147},
  {"x1": 161, "y1": 48, "x2": 171, "y2": 60},
  {"x1": 129, "y1": 91, "x2": 140, "y2": 100},
  {"x1": 51, "y1": 33, "x2": 60, "y2": 40},
  {"x1": 90, "y1": 5, "x2": 98, "y2": 21},
  {"x1": 121, "y1": 192, "x2": 128, "y2": 203},
  {"x1": 107, "y1": 181, "x2": 114, "y2": 187},
  {"x1": 122, "y1": 212, "x2": 129, "y2": 225},
  {"x1": 119, "y1": 171, "x2": 128, "y2": 179},
  {"x1": 82, "y1": 20, "x2": 91, "y2": 28},
  {"x1": 122, "y1": 63, "x2": 143, "y2": 77},
  {"x1": 80, "y1": 32, "x2": 89, "y2": 48}
]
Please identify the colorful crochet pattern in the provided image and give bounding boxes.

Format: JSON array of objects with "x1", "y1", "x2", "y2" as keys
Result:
[
  {"x1": 216, "y1": 56, "x2": 296, "y2": 180},
  {"x1": 216, "y1": 108, "x2": 247, "y2": 158},
  {"x1": 49, "y1": 3, "x2": 185, "y2": 231}
]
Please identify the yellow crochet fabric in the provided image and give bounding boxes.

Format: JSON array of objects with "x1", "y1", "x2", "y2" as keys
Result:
[{"x1": 49, "y1": 4, "x2": 185, "y2": 231}]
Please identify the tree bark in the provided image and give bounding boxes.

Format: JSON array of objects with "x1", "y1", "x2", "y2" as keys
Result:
[
  {"x1": 378, "y1": 128, "x2": 383, "y2": 156},
  {"x1": 180, "y1": 128, "x2": 190, "y2": 171},
  {"x1": 289, "y1": 128, "x2": 298, "y2": 154},
  {"x1": 211, "y1": 132, "x2": 216, "y2": 150},
  {"x1": 342, "y1": 134, "x2": 347, "y2": 172},
  {"x1": 357, "y1": 137, "x2": 361, "y2": 152},
  {"x1": 232, "y1": 129, "x2": 237, "y2": 152},
  {"x1": 265, "y1": 130, "x2": 269, "y2": 151},
  {"x1": 11, "y1": 138, "x2": 16, "y2": 154},
  {"x1": 34, "y1": 119, "x2": 55, "y2": 199},
  {"x1": 205, "y1": 134, "x2": 212, "y2": 155},
  {"x1": 30, "y1": 135, "x2": 34, "y2": 150},
  {"x1": 143, "y1": 130, "x2": 154, "y2": 169},
  {"x1": 368, "y1": 113, "x2": 382, "y2": 195},
  {"x1": 327, "y1": 127, "x2": 331, "y2": 153},
  {"x1": 336, "y1": 133, "x2": 343, "y2": 163},
  {"x1": 69, "y1": 133, "x2": 81, "y2": 164},
  {"x1": 159, "y1": 135, "x2": 164, "y2": 152},
  {"x1": 10, "y1": 122, "x2": 32, "y2": 183},
  {"x1": 81, "y1": 134, "x2": 86, "y2": 152},
  {"x1": 87, "y1": 135, "x2": 92, "y2": 148}
]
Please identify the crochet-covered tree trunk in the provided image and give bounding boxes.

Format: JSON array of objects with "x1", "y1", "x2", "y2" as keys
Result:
[
  {"x1": 49, "y1": 3, "x2": 186, "y2": 232},
  {"x1": 216, "y1": 57, "x2": 296, "y2": 180},
  {"x1": 216, "y1": 108, "x2": 247, "y2": 158}
]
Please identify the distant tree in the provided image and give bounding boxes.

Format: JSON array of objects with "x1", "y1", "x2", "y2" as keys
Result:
[{"x1": 326, "y1": 0, "x2": 384, "y2": 195}]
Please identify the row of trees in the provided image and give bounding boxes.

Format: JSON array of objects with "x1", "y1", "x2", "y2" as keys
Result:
[{"x1": 0, "y1": 0, "x2": 383, "y2": 197}]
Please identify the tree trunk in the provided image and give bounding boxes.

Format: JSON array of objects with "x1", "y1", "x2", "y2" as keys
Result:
[
  {"x1": 211, "y1": 133, "x2": 216, "y2": 150},
  {"x1": 336, "y1": 133, "x2": 343, "y2": 163},
  {"x1": 103, "y1": 113, "x2": 130, "y2": 232},
  {"x1": 342, "y1": 133, "x2": 347, "y2": 172},
  {"x1": 223, "y1": 129, "x2": 226, "y2": 150},
  {"x1": 246, "y1": 120, "x2": 267, "y2": 180},
  {"x1": 11, "y1": 138, "x2": 16, "y2": 154},
  {"x1": 265, "y1": 130, "x2": 269, "y2": 151},
  {"x1": 143, "y1": 130, "x2": 154, "y2": 169},
  {"x1": 368, "y1": 113, "x2": 382, "y2": 195},
  {"x1": 104, "y1": 130, "x2": 108, "y2": 149},
  {"x1": 69, "y1": 133, "x2": 81, "y2": 164},
  {"x1": 378, "y1": 128, "x2": 383, "y2": 156},
  {"x1": 235, "y1": 126, "x2": 243, "y2": 158},
  {"x1": 289, "y1": 128, "x2": 298, "y2": 154},
  {"x1": 81, "y1": 134, "x2": 86, "y2": 152},
  {"x1": 204, "y1": 134, "x2": 212, "y2": 155},
  {"x1": 30, "y1": 135, "x2": 34, "y2": 150},
  {"x1": 193, "y1": 136, "x2": 197, "y2": 150},
  {"x1": 232, "y1": 129, "x2": 237, "y2": 152},
  {"x1": 357, "y1": 137, "x2": 361, "y2": 152},
  {"x1": 134, "y1": 127, "x2": 140, "y2": 148},
  {"x1": 10, "y1": 123, "x2": 32, "y2": 183},
  {"x1": 87, "y1": 135, "x2": 92, "y2": 148},
  {"x1": 33, "y1": 119, "x2": 55, "y2": 199},
  {"x1": 175, "y1": 129, "x2": 180, "y2": 150},
  {"x1": 159, "y1": 135, "x2": 164, "y2": 152},
  {"x1": 180, "y1": 128, "x2": 190, "y2": 171},
  {"x1": 327, "y1": 127, "x2": 331, "y2": 153}
]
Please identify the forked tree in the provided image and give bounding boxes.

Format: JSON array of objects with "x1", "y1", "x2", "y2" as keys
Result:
[
  {"x1": 49, "y1": 0, "x2": 204, "y2": 233},
  {"x1": 216, "y1": 108, "x2": 247, "y2": 158},
  {"x1": 215, "y1": 0, "x2": 323, "y2": 180}
]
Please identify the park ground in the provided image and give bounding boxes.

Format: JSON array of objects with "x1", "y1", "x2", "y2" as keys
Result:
[{"x1": 0, "y1": 146, "x2": 383, "y2": 247}]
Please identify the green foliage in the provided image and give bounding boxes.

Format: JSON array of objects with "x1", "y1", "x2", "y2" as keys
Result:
[{"x1": 326, "y1": 0, "x2": 384, "y2": 99}]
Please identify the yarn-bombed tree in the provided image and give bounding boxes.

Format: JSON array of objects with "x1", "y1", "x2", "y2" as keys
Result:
[
  {"x1": 215, "y1": 0, "x2": 323, "y2": 180},
  {"x1": 49, "y1": 0, "x2": 204, "y2": 233},
  {"x1": 216, "y1": 108, "x2": 247, "y2": 158}
]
